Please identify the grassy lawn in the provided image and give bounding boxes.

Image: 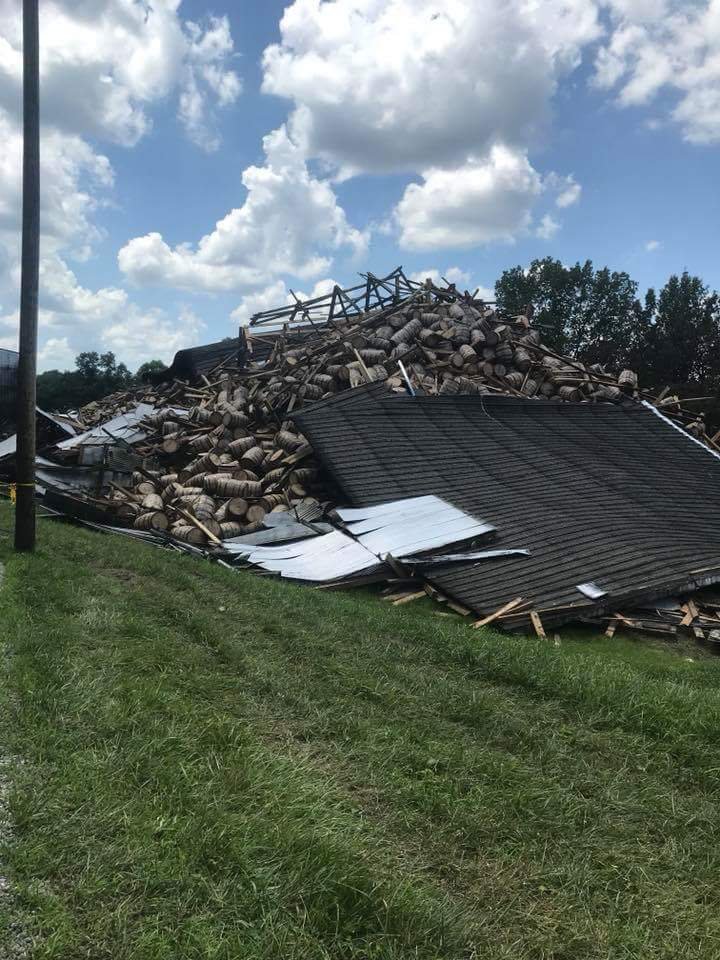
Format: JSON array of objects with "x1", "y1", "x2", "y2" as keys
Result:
[{"x1": 1, "y1": 502, "x2": 720, "y2": 958}]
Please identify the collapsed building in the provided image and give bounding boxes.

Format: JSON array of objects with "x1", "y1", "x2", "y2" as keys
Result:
[{"x1": 3, "y1": 267, "x2": 719, "y2": 642}]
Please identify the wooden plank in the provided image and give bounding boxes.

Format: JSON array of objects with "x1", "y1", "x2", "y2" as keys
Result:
[
  {"x1": 392, "y1": 590, "x2": 427, "y2": 606},
  {"x1": 529, "y1": 611, "x2": 546, "y2": 638},
  {"x1": 472, "y1": 597, "x2": 525, "y2": 629},
  {"x1": 680, "y1": 602, "x2": 698, "y2": 627},
  {"x1": 605, "y1": 620, "x2": 617, "y2": 638}
]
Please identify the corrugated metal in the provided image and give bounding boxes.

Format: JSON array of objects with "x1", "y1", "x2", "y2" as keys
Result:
[
  {"x1": 228, "y1": 495, "x2": 495, "y2": 581},
  {"x1": 294, "y1": 392, "x2": 720, "y2": 626},
  {"x1": 56, "y1": 403, "x2": 159, "y2": 449}
]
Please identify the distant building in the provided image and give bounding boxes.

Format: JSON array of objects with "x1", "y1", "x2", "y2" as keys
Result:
[{"x1": 0, "y1": 348, "x2": 18, "y2": 432}]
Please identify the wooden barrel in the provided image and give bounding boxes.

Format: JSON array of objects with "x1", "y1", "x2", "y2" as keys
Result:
[
  {"x1": 222, "y1": 409, "x2": 249, "y2": 428},
  {"x1": 300, "y1": 382, "x2": 324, "y2": 401},
  {"x1": 246, "y1": 504, "x2": 267, "y2": 525},
  {"x1": 219, "y1": 522, "x2": 244, "y2": 539},
  {"x1": 260, "y1": 494, "x2": 286, "y2": 512},
  {"x1": 513, "y1": 347, "x2": 531, "y2": 371},
  {"x1": 390, "y1": 318, "x2": 421, "y2": 345},
  {"x1": 134, "y1": 511, "x2": 169, "y2": 532},
  {"x1": 618, "y1": 369, "x2": 638, "y2": 392},
  {"x1": 275, "y1": 430, "x2": 302, "y2": 452},
  {"x1": 203, "y1": 475, "x2": 246, "y2": 497},
  {"x1": 495, "y1": 342, "x2": 513, "y2": 364},
  {"x1": 438, "y1": 377, "x2": 460, "y2": 395},
  {"x1": 171, "y1": 524, "x2": 206, "y2": 545},
  {"x1": 193, "y1": 495, "x2": 217, "y2": 524},
  {"x1": 187, "y1": 433, "x2": 214, "y2": 453},
  {"x1": 240, "y1": 446, "x2": 265, "y2": 469},
  {"x1": 558, "y1": 385, "x2": 580, "y2": 401},
  {"x1": 228, "y1": 436, "x2": 257, "y2": 457},
  {"x1": 227, "y1": 497, "x2": 249, "y2": 519},
  {"x1": 141, "y1": 493, "x2": 164, "y2": 512}
]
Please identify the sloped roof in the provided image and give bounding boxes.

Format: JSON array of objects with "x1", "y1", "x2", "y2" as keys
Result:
[{"x1": 294, "y1": 391, "x2": 720, "y2": 627}]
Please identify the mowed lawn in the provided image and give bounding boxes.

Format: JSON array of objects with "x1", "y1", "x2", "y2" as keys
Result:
[{"x1": 1, "y1": 504, "x2": 720, "y2": 958}]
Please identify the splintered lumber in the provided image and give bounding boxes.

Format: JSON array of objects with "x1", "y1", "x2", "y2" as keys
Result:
[
  {"x1": 680, "y1": 599, "x2": 700, "y2": 626},
  {"x1": 472, "y1": 598, "x2": 526, "y2": 628},
  {"x1": 529, "y1": 611, "x2": 547, "y2": 638},
  {"x1": 391, "y1": 590, "x2": 427, "y2": 605}
]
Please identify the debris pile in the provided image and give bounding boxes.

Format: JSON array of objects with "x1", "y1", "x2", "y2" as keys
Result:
[
  {"x1": 4, "y1": 267, "x2": 720, "y2": 643},
  {"x1": 590, "y1": 591, "x2": 720, "y2": 648},
  {"x1": 47, "y1": 272, "x2": 684, "y2": 545}
]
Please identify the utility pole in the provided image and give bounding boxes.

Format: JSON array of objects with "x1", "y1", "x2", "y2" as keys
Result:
[{"x1": 15, "y1": 0, "x2": 39, "y2": 552}]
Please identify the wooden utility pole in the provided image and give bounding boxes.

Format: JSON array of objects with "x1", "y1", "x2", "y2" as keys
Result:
[{"x1": 15, "y1": 0, "x2": 40, "y2": 552}]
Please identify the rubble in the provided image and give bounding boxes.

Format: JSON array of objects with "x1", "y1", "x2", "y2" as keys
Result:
[{"x1": 6, "y1": 267, "x2": 720, "y2": 643}]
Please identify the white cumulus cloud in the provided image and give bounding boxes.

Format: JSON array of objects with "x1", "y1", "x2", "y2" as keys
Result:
[
  {"x1": 119, "y1": 126, "x2": 368, "y2": 293},
  {"x1": 0, "y1": 0, "x2": 240, "y2": 149},
  {"x1": 0, "y1": 0, "x2": 240, "y2": 366},
  {"x1": 262, "y1": 0, "x2": 601, "y2": 177},
  {"x1": 395, "y1": 146, "x2": 544, "y2": 250},
  {"x1": 594, "y1": 1, "x2": 720, "y2": 144}
]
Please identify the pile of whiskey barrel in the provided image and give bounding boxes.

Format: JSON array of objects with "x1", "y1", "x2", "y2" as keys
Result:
[{"x1": 65, "y1": 282, "x2": 707, "y2": 545}]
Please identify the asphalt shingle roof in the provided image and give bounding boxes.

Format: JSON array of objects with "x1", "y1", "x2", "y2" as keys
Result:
[{"x1": 294, "y1": 389, "x2": 720, "y2": 627}]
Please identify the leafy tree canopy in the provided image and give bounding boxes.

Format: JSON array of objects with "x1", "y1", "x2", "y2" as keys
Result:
[
  {"x1": 495, "y1": 257, "x2": 648, "y2": 369},
  {"x1": 136, "y1": 359, "x2": 168, "y2": 383},
  {"x1": 37, "y1": 351, "x2": 135, "y2": 413}
]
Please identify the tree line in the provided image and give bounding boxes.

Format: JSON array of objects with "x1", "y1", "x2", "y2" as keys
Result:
[
  {"x1": 36, "y1": 261, "x2": 720, "y2": 424},
  {"x1": 37, "y1": 353, "x2": 166, "y2": 412},
  {"x1": 495, "y1": 259, "x2": 720, "y2": 426}
]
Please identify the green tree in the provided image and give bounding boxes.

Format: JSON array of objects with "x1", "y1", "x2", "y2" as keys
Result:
[
  {"x1": 495, "y1": 257, "x2": 647, "y2": 368},
  {"x1": 136, "y1": 359, "x2": 168, "y2": 383},
  {"x1": 638, "y1": 273, "x2": 720, "y2": 388},
  {"x1": 37, "y1": 352, "x2": 134, "y2": 412}
]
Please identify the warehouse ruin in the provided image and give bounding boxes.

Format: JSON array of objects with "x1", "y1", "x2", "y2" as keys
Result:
[{"x1": 2, "y1": 267, "x2": 719, "y2": 641}]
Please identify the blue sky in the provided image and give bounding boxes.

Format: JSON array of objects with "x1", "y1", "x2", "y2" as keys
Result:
[{"x1": 0, "y1": 0, "x2": 718, "y2": 370}]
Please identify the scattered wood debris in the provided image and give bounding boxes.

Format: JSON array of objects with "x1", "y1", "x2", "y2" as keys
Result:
[{"x1": 6, "y1": 268, "x2": 720, "y2": 647}]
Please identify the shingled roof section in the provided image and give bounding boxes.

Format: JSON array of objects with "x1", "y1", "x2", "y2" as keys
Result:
[{"x1": 294, "y1": 392, "x2": 720, "y2": 628}]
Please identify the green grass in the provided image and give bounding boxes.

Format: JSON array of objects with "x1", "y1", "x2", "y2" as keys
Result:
[{"x1": 1, "y1": 503, "x2": 720, "y2": 958}]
